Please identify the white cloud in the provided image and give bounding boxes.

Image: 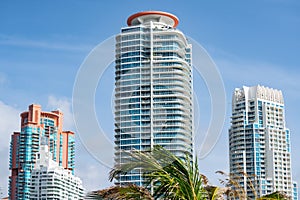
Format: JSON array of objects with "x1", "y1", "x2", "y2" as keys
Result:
[
  {"x1": 47, "y1": 96, "x2": 74, "y2": 131},
  {"x1": 0, "y1": 149, "x2": 9, "y2": 197},
  {"x1": 0, "y1": 34, "x2": 92, "y2": 52},
  {"x1": 0, "y1": 101, "x2": 21, "y2": 197},
  {"x1": 76, "y1": 159, "x2": 112, "y2": 193},
  {"x1": 46, "y1": 95, "x2": 112, "y2": 192},
  {"x1": 0, "y1": 101, "x2": 20, "y2": 150}
]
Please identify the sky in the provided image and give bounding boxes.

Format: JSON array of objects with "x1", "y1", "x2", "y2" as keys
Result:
[{"x1": 0, "y1": 0, "x2": 300, "y2": 197}]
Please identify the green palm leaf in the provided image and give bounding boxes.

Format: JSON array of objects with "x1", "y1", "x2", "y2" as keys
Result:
[{"x1": 110, "y1": 145, "x2": 208, "y2": 200}]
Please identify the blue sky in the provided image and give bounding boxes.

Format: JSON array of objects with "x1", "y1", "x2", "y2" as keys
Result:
[{"x1": 0, "y1": 0, "x2": 300, "y2": 196}]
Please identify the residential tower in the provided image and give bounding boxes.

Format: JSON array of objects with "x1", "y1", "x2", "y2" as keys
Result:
[
  {"x1": 229, "y1": 85, "x2": 298, "y2": 199},
  {"x1": 9, "y1": 104, "x2": 75, "y2": 199},
  {"x1": 114, "y1": 11, "x2": 193, "y2": 186}
]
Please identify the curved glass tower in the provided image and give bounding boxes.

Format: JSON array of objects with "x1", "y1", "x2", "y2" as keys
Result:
[{"x1": 114, "y1": 11, "x2": 193, "y2": 186}]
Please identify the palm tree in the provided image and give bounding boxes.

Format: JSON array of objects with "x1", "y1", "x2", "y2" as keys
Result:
[
  {"x1": 216, "y1": 170, "x2": 250, "y2": 199},
  {"x1": 258, "y1": 191, "x2": 291, "y2": 200},
  {"x1": 204, "y1": 185, "x2": 229, "y2": 200},
  {"x1": 86, "y1": 146, "x2": 292, "y2": 200},
  {"x1": 216, "y1": 171, "x2": 291, "y2": 200},
  {"x1": 86, "y1": 184, "x2": 153, "y2": 200},
  {"x1": 109, "y1": 145, "x2": 208, "y2": 199}
]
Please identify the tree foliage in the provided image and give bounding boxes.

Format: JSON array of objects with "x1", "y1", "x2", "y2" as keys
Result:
[{"x1": 109, "y1": 145, "x2": 207, "y2": 200}]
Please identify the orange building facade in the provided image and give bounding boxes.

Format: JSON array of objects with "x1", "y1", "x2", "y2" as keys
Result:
[{"x1": 9, "y1": 104, "x2": 75, "y2": 199}]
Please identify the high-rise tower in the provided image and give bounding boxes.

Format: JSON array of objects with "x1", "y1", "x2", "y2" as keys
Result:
[
  {"x1": 9, "y1": 104, "x2": 75, "y2": 199},
  {"x1": 229, "y1": 85, "x2": 298, "y2": 199},
  {"x1": 114, "y1": 11, "x2": 193, "y2": 186}
]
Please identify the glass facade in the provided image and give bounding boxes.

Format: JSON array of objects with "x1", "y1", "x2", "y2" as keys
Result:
[
  {"x1": 114, "y1": 11, "x2": 193, "y2": 186},
  {"x1": 293, "y1": 182, "x2": 298, "y2": 200},
  {"x1": 9, "y1": 104, "x2": 75, "y2": 199}
]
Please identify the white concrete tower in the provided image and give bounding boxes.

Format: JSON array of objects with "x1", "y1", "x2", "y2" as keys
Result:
[
  {"x1": 229, "y1": 85, "x2": 297, "y2": 199},
  {"x1": 30, "y1": 141, "x2": 84, "y2": 199}
]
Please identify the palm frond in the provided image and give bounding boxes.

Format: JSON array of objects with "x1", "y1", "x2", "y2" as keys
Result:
[
  {"x1": 85, "y1": 184, "x2": 153, "y2": 200},
  {"x1": 110, "y1": 145, "x2": 207, "y2": 200}
]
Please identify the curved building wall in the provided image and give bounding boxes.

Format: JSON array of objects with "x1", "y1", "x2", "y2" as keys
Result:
[{"x1": 114, "y1": 12, "x2": 193, "y2": 186}]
